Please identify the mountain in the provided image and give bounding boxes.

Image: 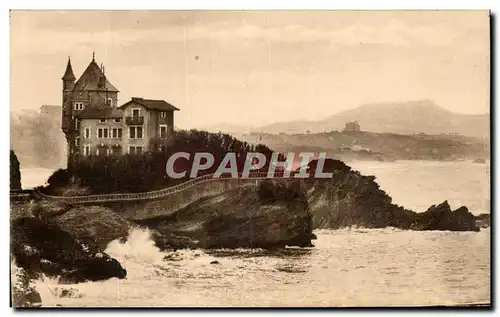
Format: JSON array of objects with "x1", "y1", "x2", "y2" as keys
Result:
[
  {"x1": 257, "y1": 100, "x2": 490, "y2": 139},
  {"x1": 197, "y1": 123, "x2": 255, "y2": 135},
  {"x1": 238, "y1": 130, "x2": 489, "y2": 163}
]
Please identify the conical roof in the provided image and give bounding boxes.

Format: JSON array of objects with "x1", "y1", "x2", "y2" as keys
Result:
[
  {"x1": 73, "y1": 59, "x2": 119, "y2": 92},
  {"x1": 62, "y1": 58, "x2": 76, "y2": 80}
]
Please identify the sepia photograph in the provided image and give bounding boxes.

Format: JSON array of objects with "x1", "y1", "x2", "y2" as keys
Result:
[{"x1": 9, "y1": 10, "x2": 491, "y2": 308}]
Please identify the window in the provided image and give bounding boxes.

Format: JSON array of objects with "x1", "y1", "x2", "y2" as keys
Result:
[
  {"x1": 132, "y1": 108, "x2": 141, "y2": 118},
  {"x1": 84, "y1": 145, "x2": 90, "y2": 156},
  {"x1": 106, "y1": 148, "x2": 113, "y2": 156},
  {"x1": 160, "y1": 111, "x2": 166, "y2": 119},
  {"x1": 74, "y1": 118, "x2": 79, "y2": 131},
  {"x1": 129, "y1": 146, "x2": 143, "y2": 154},
  {"x1": 114, "y1": 118, "x2": 121, "y2": 123},
  {"x1": 107, "y1": 98, "x2": 113, "y2": 107},
  {"x1": 75, "y1": 137, "x2": 80, "y2": 146},
  {"x1": 159, "y1": 125, "x2": 168, "y2": 138},
  {"x1": 129, "y1": 126, "x2": 143, "y2": 139},
  {"x1": 112, "y1": 128, "x2": 123, "y2": 139},
  {"x1": 97, "y1": 128, "x2": 109, "y2": 139},
  {"x1": 74, "y1": 102, "x2": 84, "y2": 110},
  {"x1": 99, "y1": 119, "x2": 107, "y2": 123},
  {"x1": 84, "y1": 127, "x2": 90, "y2": 139}
]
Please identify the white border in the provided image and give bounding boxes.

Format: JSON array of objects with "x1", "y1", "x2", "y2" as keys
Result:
[{"x1": 2, "y1": 1, "x2": 497, "y2": 316}]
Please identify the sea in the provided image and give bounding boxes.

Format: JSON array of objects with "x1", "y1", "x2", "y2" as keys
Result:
[{"x1": 14, "y1": 160, "x2": 491, "y2": 307}]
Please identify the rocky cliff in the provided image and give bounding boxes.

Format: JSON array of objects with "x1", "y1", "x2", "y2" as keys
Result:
[
  {"x1": 305, "y1": 159, "x2": 479, "y2": 231},
  {"x1": 10, "y1": 150, "x2": 22, "y2": 190},
  {"x1": 10, "y1": 180, "x2": 313, "y2": 306},
  {"x1": 135, "y1": 181, "x2": 313, "y2": 250},
  {"x1": 10, "y1": 201, "x2": 128, "y2": 308},
  {"x1": 11, "y1": 211, "x2": 127, "y2": 285}
]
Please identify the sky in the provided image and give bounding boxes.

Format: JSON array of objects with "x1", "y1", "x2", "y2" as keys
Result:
[{"x1": 10, "y1": 10, "x2": 490, "y2": 129}]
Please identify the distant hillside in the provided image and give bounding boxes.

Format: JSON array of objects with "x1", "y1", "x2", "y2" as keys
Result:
[
  {"x1": 238, "y1": 130, "x2": 489, "y2": 163},
  {"x1": 257, "y1": 100, "x2": 489, "y2": 139},
  {"x1": 10, "y1": 107, "x2": 66, "y2": 169},
  {"x1": 198, "y1": 123, "x2": 255, "y2": 136}
]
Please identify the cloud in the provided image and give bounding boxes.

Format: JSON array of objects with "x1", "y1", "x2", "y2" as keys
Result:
[
  {"x1": 146, "y1": 19, "x2": 466, "y2": 48},
  {"x1": 215, "y1": 19, "x2": 461, "y2": 47},
  {"x1": 12, "y1": 10, "x2": 487, "y2": 60}
]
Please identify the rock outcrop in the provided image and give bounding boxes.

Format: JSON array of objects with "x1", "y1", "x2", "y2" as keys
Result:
[
  {"x1": 475, "y1": 213, "x2": 490, "y2": 228},
  {"x1": 135, "y1": 181, "x2": 313, "y2": 250},
  {"x1": 11, "y1": 267, "x2": 42, "y2": 308},
  {"x1": 410, "y1": 201, "x2": 478, "y2": 231},
  {"x1": 305, "y1": 159, "x2": 480, "y2": 231},
  {"x1": 11, "y1": 215, "x2": 127, "y2": 284},
  {"x1": 55, "y1": 205, "x2": 131, "y2": 250},
  {"x1": 10, "y1": 150, "x2": 22, "y2": 190}
]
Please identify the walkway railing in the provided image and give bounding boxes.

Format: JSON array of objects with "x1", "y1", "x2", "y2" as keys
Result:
[{"x1": 34, "y1": 172, "x2": 292, "y2": 205}]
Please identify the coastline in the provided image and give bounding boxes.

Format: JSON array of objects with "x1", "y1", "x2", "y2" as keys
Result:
[{"x1": 11, "y1": 159, "x2": 490, "y2": 307}]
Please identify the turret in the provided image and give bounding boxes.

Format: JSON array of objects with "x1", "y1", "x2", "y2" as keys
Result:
[
  {"x1": 62, "y1": 57, "x2": 76, "y2": 134},
  {"x1": 62, "y1": 57, "x2": 76, "y2": 91}
]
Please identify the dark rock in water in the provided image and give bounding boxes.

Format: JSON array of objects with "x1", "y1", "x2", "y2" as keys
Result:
[
  {"x1": 59, "y1": 288, "x2": 80, "y2": 298},
  {"x1": 410, "y1": 201, "x2": 478, "y2": 232},
  {"x1": 55, "y1": 205, "x2": 131, "y2": 250},
  {"x1": 306, "y1": 158, "x2": 480, "y2": 232},
  {"x1": 307, "y1": 159, "x2": 416, "y2": 229},
  {"x1": 473, "y1": 158, "x2": 486, "y2": 164},
  {"x1": 210, "y1": 260, "x2": 220, "y2": 265},
  {"x1": 10, "y1": 150, "x2": 22, "y2": 190},
  {"x1": 162, "y1": 253, "x2": 182, "y2": 262},
  {"x1": 475, "y1": 213, "x2": 490, "y2": 228},
  {"x1": 11, "y1": 216, "x2": 127, "y2": 284},
  {"x1": 276, "y1": 265, "x2": 307, "y2": 273},
  {"x1": 136, "y1": 181, "x2": 313, "y2": 250},
  {"x1": 11, "y1": 267, "x2": 42, "y2": 308}
]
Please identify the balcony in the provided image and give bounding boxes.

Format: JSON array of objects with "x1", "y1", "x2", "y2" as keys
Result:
[{"x1": 125, "y1": 116, "x2": 144, "y2": 125}]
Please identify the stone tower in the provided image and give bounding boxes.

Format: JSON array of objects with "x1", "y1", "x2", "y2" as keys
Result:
[
  {"x1": 61, "y1": 53, "x2": 120, "y2": 170},
  {"x1": 61, "y1": 57, "x2": 76, "y2": 170}
]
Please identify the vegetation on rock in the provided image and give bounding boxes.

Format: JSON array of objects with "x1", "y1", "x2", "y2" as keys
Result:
[
  {"x1": 40, "y1": 130, "x2": 281, "y2": 195},
  {"x1": 36, "y1": 131, "x2": 482, "y2": 233}
]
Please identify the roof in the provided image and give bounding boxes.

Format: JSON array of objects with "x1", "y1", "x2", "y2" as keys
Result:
[
  {"x1": 76, "y1": 107, "x2": 123, "y2": 119},
  {"x1": 120, "y1": 97, "x2": 180, "y2": 111},
  {"x1": 73, "y1": 59, "x2": 119, "y2": 92},
  {"x1": 62, "y1": 58, "x2": 76, "y2": 80}
]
